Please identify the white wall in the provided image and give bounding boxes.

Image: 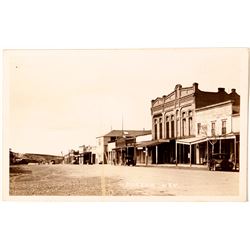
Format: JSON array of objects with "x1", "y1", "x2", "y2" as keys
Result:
[
  {"x1": 195, "y1": 102, "x2": 234, "y2": 136},
  {"x1": 232, "y1": 115, "x2": 240, "y2": 133},
  {"x1": 108, "y1": 142, "x2": 116, "y2": 152},
  {"x1": 136, "y1": 134, "x2": 152, "y2": 143}
]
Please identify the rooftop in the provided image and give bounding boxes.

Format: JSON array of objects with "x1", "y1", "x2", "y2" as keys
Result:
[{"x1": 99, "y1": 129, "x2": 151, "y2": 138}]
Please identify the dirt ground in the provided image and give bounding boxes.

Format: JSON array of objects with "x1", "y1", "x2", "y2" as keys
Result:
[{"x1": 9, "y1": 164, "x2": 239, "y2": 196}]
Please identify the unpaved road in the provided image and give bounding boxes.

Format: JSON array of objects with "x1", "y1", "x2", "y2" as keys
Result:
[{"x1": 9, "y1": 164, "x2": 239, "y2": 196}]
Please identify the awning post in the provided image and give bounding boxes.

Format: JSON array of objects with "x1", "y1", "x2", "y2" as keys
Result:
[
  {"x1": 175, "y1": 142, "x2": 178, "y2": 166},
  {"x1": 234, "y1": 136, "x2": 236, "y2": 169},
  {"x1": 207, "y1": 140, "x2": 209, "y2": 166},
  {"x1": 156, "y1": 145, "x2": 158, "y2": 164},
  {"x1": 190, "y1": 143, "x2": 192, "y2": 167}
]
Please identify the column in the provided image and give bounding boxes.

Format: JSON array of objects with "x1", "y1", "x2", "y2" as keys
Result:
[
  {"x1": 234, "y1": 137, "x2": 237, "y2": 169},
  {"x1": 196, "y1": 144, "x2": 200, "y2": 164},
  {"x1": 175, "y1": 142, "x2": 178, "y2": 166},
  {"x1": 145, "y1": 147, "x2": 148, "y2": 166},
  {"x1": 156, "y1": 145, "x2": 158, "y2": 164},
  {"x1": 190, "y1": 144, "x2": 192, "y2": 167},
  {"x1": 206, "y1": 140, "x2": 209, "y2": 166}
]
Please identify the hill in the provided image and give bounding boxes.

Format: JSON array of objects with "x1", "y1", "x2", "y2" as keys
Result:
[{"x1": 10, "y1": 151, "x2": 63, "y2": 165}]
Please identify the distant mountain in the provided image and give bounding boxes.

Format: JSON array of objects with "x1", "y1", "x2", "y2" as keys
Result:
[{"x1": 10, "y1": 151, "x2": 63, "y2": 165}]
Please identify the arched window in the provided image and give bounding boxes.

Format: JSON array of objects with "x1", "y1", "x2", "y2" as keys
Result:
[
  {"x1": 171, "y1": 115, "x2": 175, "y2": 138},
  {"x1": 182, "y1": 118, "x2": 186, "y2": 136},
  {"x1": 159, "y1": 118, "x2": 163, "y2": 139},
  {"x1": 154, "y1": 118, "x2": 158, "y2": 140},
  {"x1": 188, "y1": 117, "x2": 192, "y2": 136}
]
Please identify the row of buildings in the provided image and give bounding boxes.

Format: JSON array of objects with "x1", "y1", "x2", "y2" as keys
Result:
[{"x1": 64, "y1": 83, "x2": 240, "y2": 168}]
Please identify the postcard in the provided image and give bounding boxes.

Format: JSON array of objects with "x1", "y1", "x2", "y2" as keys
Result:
[{"x1": 2, "y1": 48, "x2": 248, "y2": 201}]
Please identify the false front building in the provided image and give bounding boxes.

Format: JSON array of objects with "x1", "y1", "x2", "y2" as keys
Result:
[
  {"x1": 150, "y1": 83, "x2": 240, "y2": 166},
  {"x1": 96, "y1": 129, "x2": 151, "y2": 165}
]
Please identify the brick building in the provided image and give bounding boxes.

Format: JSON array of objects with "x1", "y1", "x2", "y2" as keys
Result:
[{"x1": 150, "y1": 82, "x2": 240, "y2": 166}]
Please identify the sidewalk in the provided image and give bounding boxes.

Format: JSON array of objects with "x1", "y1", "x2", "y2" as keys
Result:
[{"x1": 133, "y1": 163, "x2": 208, "y2": 171}]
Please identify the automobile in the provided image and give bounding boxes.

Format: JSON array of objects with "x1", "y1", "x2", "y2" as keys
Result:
[
  {"x1": 125, "y1": 156, "x2": 136, "y2": 166},
  {"x1": 208, "y1": 153, "x2": 234, "y2": 171}
]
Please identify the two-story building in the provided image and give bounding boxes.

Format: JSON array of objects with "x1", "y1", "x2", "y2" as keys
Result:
[
  {"x1": 177, "y1": 99, "x2": 240, "y2": 167},
  {"x1": 150, "y1": 83, "x2": 240, "y2": 166}
]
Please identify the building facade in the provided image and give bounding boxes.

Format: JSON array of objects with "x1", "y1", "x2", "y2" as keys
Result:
[
  {"x1": 96, "y1": 130, "x2": 151, "y2": 165},
  {"x1": 79, "y1": 145, "x2": 97, "y2": 165},
  {"x1": 63, "y1": 149, "x2": 79, "y2": 164},
  {"x1": 150, "y1": 83, "x2": 240, "y2": 166}
]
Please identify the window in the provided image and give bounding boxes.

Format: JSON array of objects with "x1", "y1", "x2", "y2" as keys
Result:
[
  {"x1": 182, "y1": 112, "x2": 185, "y2": 118},
  {"x1": 159, "y1": 118, "x2": 162, "y2": 139},
  {"x1": 188, "y1": 117, "x2": 192, "y2": 136},
  {"x1": 176, "y1": 119, "x2": 179, "y2": 137},
  {"x1": 211, "y1": 122, "x2": 216, "y2": 136},
  {"x1": 171, "y1": 120, "x2": 175, "y2": 138},
  {"x1": 154, "y1": 123, "x2": 158, "y2": 140},
  {"x1": 197, "y1": 123, "x2": 201, "y2": 135},
  {"x1": 182, "y1": 119, "x2": 186, "y2": 136},
  {"x1": 176, "y1": 110, "x2": 179, "y2": 117},
  {"x1": 166, "y1": 122, "x2": 169, "y2": 139},
  {"x1": 188, "y1": 110, "x2": 192, "y2": 116},
  {"x1": 222, "y1": 120, "x2": 226, "y2": 135}
]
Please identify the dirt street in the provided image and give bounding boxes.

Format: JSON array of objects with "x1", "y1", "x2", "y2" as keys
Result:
[{"x1": 9, "y1": 164, "x2": 239, "y2": 196}]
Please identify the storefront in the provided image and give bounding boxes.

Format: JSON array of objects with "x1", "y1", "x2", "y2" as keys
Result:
[{"x1": 176, "y1": 133, "x2": 240, "y2": 168}]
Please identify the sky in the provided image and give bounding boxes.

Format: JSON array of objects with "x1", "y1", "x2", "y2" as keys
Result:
[{"x1": 6, "y1": 48, "x2": 246, "y2": 155}]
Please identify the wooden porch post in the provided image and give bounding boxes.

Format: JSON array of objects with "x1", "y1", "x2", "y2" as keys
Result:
[
  {"x1": 190, "y1": 143, "x2": 192, "y2": 167},
  {"x1": 175, "y1": 142, "x2": 178, "y2": 166},
  {"x1": 145, "y1": 147, "x2": 148, "y2": 166},
  {"x1": 234, "y1": 136, "x2": 237, "y2": 169},
  {"x1": 156, "y1": 145, "x2": 158, "y2": 164},
  {"x1": 206, "y1": 140, "x2": 209, "y2": 167}
]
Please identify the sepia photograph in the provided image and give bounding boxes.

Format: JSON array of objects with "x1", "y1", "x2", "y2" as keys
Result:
[
  {"x1": 2, "y1": 1, "x2": 250, "y2": 250},
  {"x1": 2, "y1": 48, "x2": 248, "y2": 201}
]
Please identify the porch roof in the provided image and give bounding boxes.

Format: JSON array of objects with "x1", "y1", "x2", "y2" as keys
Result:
[
  {"x1": 176, "y1": 137, "x2": 207, "y2": 145},
  {"x1": 176, "y1": 133, "x2": 238, "y2": 145},
  {"x1": 136, "y1": 139, "x2": 170, "y2": 147}
]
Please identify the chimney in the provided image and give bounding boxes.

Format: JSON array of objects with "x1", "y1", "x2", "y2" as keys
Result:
[
  {"x1": 231, "y1": 88, "x2": 236, "y2": 93},
  {"x1": 218, "y1": 87, "x2": 225, "y2": 93},
  {"x1": 193, "y1": 82, "x2": 199, "y2": 92},
  {"x1": 175, "y1": 84, "x2": 182, "y2": 90}
]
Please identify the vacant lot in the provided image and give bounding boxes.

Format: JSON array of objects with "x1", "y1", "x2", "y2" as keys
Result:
[{"x1": 9, "y1": 164, "x2": 239, "y2": 196}]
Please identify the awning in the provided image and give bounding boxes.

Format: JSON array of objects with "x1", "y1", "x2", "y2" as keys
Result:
[
  {"x1": 176, "y1": 133, "x2": 238, "y2": 145},
  {"x1": 176, "y1": 137, "x2": 207, "y2": 145},
  {"x1": 136, "y1": 139, "x2": 170, "y2": 147}
]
